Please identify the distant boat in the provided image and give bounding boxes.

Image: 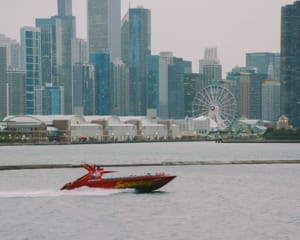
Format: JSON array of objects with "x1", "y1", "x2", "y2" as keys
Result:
[{"x1": 61, "y1": 163, "x2": 176, "y2": 192}]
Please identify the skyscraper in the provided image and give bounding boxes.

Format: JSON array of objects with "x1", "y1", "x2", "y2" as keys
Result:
[
  {"x1": 0, "y1": 46, "x2": 7, "y2": 119},
  {"x1": 147, "y1": 55, "x2": 160, "y2": 111},
  {"x1": 53, "y1": 0, "x2": 76, "y2": 114},
  {"x1": 90, "y1": 53, "x2": 111, "y2": 115},
  {"x1": 36, "y1": 18, "x2": 55, "y2": 85},
  {"x1": 246, "y1": 52, "x2": 280, "y2": 82},
  {"x1": 110, "y1": 59, "x2": 129, "y2": 115},
  {"x1": 281, "y1": 1, "x2": 300, "y2": 127},
  {"x1": 262, "y1": 81, "x2": 280, "y2": 122},
  {"x1": 184, "y1": 73, "x2": 203, "y2": 117},
  {"x1": 20, "y1": 27, "x2": 42, "y2": 114},
  {"x1": 72, "y1": 38, "x2": 89, "y2": 64},
  {"x1": 123, "y1": 7, "x2": 151, "y2": 115},
  {"x1": 261, "y1": 63, "x2": 280, "y2": 122},
  {"x1": 58, "y1": 0, "x2": 72, "y2": 17},
  {"x1": 227, "y1": 66, "x2": 267, "y2": 119},
  {"x1": 73, "y1": 63, "x2": 95, "y2": 115},
  {"x1": 87, "y1": 0, "x2": 121, "y2": 60},
  {"x1": 199, "y1": 47, "x2": 222, "y2": 87},
  {"x1": 7, "y1": 69, "x2": 25, "y2": 115},
  {"x1": 42, "y1": 84, "x2": 62, "y2": 115},
  {"x1": 168, "y1": 61, "x2": 184, "y2": 119},
  {"x1": 0, "y1": 34, "x2": 21, "y2": 69},
  {"x1": 248, "y1": 73, "x2": 267, "y2": 119},
  {"x1": 121, "y1": 13, "x2": 129, "y2": 65},
  {"x1": 159, "y1": 52, "x2": 173, "y2": 119}
]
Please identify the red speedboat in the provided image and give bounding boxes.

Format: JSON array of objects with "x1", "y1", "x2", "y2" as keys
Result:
[{"x1": 61, "y1": 164, "x2": 176, "y2": 192}]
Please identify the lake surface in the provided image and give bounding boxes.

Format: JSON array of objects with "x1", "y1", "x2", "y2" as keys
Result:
[
  {"x1": 1, "y1": 142, "x2": 300, "y2": 240},
  {"x1": 1, "y1": 141, "x2": 300, "y2": 166}
]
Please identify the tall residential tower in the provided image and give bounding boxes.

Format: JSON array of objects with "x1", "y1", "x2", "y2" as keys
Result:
[
  {"x1": 20, "y1": 27, "x2": 42, "y2": 114},
  {"x1": 280, "y1": 1, "x2": 300, "y2": 127}
]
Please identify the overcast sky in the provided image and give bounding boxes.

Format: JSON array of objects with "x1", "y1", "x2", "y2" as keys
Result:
[{"x1": 0, "y1": 0, "x2": 294, "y2": 75}]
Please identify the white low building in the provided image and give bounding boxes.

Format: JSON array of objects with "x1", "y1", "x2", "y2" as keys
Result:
[
  {"x1": 192, "y1": 116, "x2": 213, "y2": 135},
  {"x1": 84, "y1": 116, "x2": 136, "y2": 141},
  {"x1": 3, "y1": 115, "x2": 103, "y2": 142},
  {"x1": 120, "y1": 116, "x2": 168, "y2": 140},
  {"x1": 70, "y1": 123, "x2": 103, "y2": 142},
  {"x1": 170, "y1": 116, "x2": 212, "y2": 138}
]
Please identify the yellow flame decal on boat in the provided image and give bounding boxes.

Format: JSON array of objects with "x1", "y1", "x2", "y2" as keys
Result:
[{"x1": 115, "y1": 180, "x2": 152, "y2": 189}]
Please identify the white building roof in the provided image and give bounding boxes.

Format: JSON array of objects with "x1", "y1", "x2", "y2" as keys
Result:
[
  {"x1": 3, "y1": 115, "x2": 86, "y2": 125},
  {"x1": 84, "y1": 115, "x2": 121, "y2": 124},
  {"x1": 119, "y1": 116, "x2": 165, "y2": 127}
]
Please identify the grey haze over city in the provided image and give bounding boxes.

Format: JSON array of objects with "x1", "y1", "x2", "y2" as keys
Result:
[{"x1": 0, "y1": 0, "x2": 294, "y2": 74}]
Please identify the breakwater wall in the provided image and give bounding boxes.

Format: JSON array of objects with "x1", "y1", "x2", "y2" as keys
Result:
[{"x1": 1, "y1": 160, "x2": 300, "y2": 171}]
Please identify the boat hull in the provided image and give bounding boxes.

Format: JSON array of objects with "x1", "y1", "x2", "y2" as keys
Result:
[
  {"x1": 87, "y1": 175, "x2": 176, "y2": 192},
  {"x1": 61, "y1": 165, "x2": 176, "y2": 192}
]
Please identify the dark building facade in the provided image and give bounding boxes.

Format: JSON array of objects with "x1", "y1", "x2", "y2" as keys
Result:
[
  {"x1": 249, "y1": 73, "x2": 268, "y2": 119},
  {"x1": 126, "y1": 7, "x2": 151, "y2": 115},
  {"x1": 246, "y1": 52, "x2": 280, "y2": 82},
  {"x1": 53, "y1": 0, "x2": 76, "y2": 114},
  {"x1": 121, "y1": 13, "x2": 129, "y2": 66},
  {"x1": 281, "y1": 1, "x2": 300, "y2": 127},
  {"x1": 0, "y1": 47, "x2": 7, "y2": 119},
  {"x1": 90, "y1": 53, "x2": 111, "y2": 115},
  {"x1": 110, "y1": 60, "x2": 129, "y2": 116},
  {"x1": 7, "y1": 69, "x2": 25, "y2": 115},
  {"x1": 168, "y1": 62, "x2": 184, "y2": 119},
  {"x1": 73, "y1": 63, "x2": 95, "y2": 115},
  {"x1": 42, "y1": 84, "x2": 62, "y2": 115},
  {"x1": 184, "y1": 73, "x2": 203, "y2": 117},
  {"x1": 146, "y1": 55, "x2": 159, "y2": 111},
  {"x1": 35, "y1": 18, "x2": 55, "y2": 85},
  {"x1": 87, "y1": 0, "x2": 121, "y2": 59}
]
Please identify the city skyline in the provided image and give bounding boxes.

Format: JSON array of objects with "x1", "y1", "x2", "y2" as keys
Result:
[{"x1": 0, "y1": 0, "x2": 294, "y2": 75}]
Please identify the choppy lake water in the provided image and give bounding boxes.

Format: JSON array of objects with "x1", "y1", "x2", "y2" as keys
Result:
[{"x1": 1, "y1": 142, "x2": 300, "y2": 240}]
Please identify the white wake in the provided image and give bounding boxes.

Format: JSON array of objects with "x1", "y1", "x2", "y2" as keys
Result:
[{"x1": 0, "y1": 187, "x2": 128, "y2": 198}]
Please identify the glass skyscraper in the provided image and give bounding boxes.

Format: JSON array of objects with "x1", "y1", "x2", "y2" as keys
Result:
[
  {"x1": 20, "y1": 27, "x2": 42, "y2": 115},
  {"x1": 147, "y1": 55, "x2": 159, "y2": 111},
  {"x1": 110, "y1": 59, "x2": 129, "y2": 115},
  {"x1": 73, "y1": 63, "x2": 95, "y2": 115},
  {"x1": 0, "y1": 46, "x2": 7, "y2": 119},
  {"x1": 35, "y1": 1, "x2": 75, "y2": 114},
  {"x1": 246, "y1": 52, "x2": 280, "y2": 82},
  {"x1": 7, "y1": 69, "x2": 25, "y2": 116},
  {"x1": 35, "y1": 18, "x2": 55, "y2": 85},
  {"x1": 42, "y1": 84, "x2": 62, "y2": 115},
  {"x1": 90, "y1": 53, "x2": 111, "y2": 115},
  {"x1": 184, "y1": 73, "x2": 203, "y2": 117},
  {"x1": 281, "y1": 1, "x2": 300, "y2": 127},
  {"x1": 125, "y1": 7, "x2": 151, "y2": 115},
  {"x1": 53, "y1": 0, "x2": 76, "y2": 114},
  {"x1": 87, "y1": 0, "x2": 121, "y2": 60},
  {"x1": 168, "y1": 62, "x2": 184, "y2": 119},
  {"x1": 262, "y1": 81, "x2": 280, "y2": 122},
  {"x1": 0, "y1": 34, "x2": 21, "y2": 69}
]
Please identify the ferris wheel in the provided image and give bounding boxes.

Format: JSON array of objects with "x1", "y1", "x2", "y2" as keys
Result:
[{"x1": 192, "y1": 85, "x2": 237, "y2": 131}]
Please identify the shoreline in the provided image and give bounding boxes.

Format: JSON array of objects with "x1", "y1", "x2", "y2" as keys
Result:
[
  {"x1": 1, "y1": 159, "x2": 300, "y2": 171},
  {"x1": 219, "y1": 139, "x2": 300, "y2": 143},
  {"x1": 0, "y1": 138, "x2": 300, "y2": 146}
]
